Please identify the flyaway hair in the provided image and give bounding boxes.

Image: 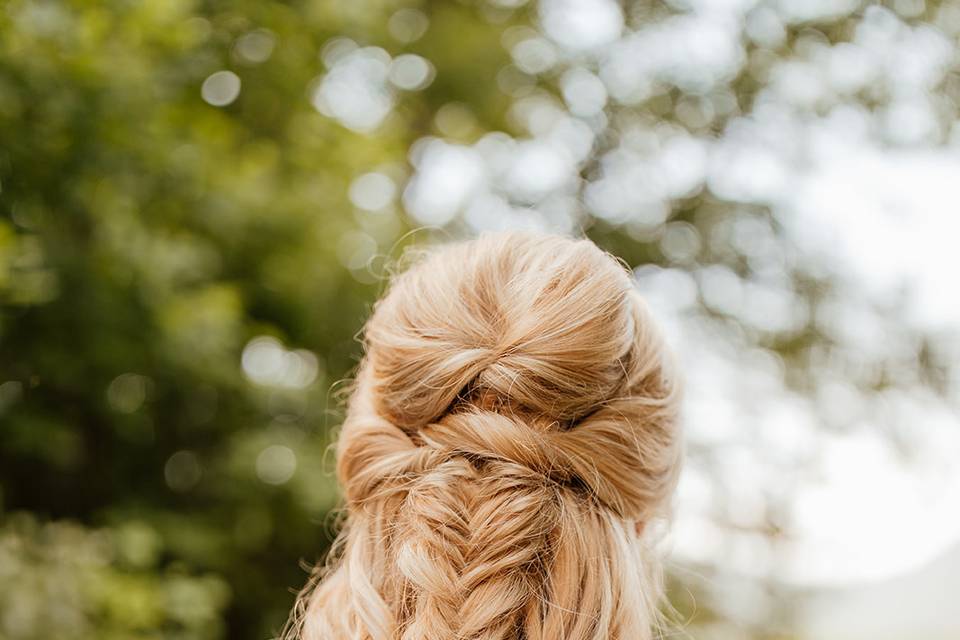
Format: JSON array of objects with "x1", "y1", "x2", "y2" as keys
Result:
[{"x1": 283, "y1": 231, "x2": 683, "y2": 640}]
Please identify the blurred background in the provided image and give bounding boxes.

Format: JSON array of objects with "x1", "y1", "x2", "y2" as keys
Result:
[{"x1": 2, "y1": 0, "x2": 960, "y2": 638}]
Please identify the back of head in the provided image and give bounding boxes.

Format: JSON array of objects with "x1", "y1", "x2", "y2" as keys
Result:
[{"x1": 287, "y1": 231, "x2": 683, "y2": 640}]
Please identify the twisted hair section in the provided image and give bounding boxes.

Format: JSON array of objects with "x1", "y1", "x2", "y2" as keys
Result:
[{"x1": 284, "y1": 232, "x2": 682, "y2": 640}]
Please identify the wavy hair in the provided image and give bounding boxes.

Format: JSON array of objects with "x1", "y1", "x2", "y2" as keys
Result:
[{"x1": 283, "y1": 231, "x2": 683, "y2": 640}]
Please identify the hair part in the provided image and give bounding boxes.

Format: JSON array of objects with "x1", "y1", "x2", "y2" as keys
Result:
[{"x1": 283, "y1": 231, "x2": 683, "y2": 640}]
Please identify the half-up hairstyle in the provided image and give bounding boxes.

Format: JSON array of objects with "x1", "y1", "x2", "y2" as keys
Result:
[{"x1": 284, "y1": 231, "x2": 683, "y2": 640}]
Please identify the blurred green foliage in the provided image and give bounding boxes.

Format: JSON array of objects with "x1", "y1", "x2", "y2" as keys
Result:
[
  {"x1": 0, "y1": 0, "x2": 460, "y2": 636},
  {"x1": 0, "y1": 513, "x2": 230, "y2": 639}
]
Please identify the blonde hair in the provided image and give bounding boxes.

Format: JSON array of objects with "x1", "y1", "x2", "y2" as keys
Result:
[{"x1": 284, "y1": 231, "x2": 683, "y2": 640}]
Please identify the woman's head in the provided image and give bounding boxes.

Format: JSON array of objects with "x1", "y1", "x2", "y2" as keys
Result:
[{"x1": 288, "y1": 231, "x2": 682, "y2": 640}]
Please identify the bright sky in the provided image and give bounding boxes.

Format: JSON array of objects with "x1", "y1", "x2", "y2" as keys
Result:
[
  {"x1": 778, "y1": 142, "x2": 960, "y2": 585},
  {"x1": 660, "y1": 128, "x2": 960, "y2": 589}
]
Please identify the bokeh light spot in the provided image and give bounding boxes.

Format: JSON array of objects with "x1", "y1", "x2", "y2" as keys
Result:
[
  {"x1": 389, "y1": 54, "x2": 435, "y2": 91},
  {"x1": 312, "y1": 46, "x2": 393, "y2": 132},
  {"x1": 540, "y1": 0, "x2": 623, "y2": 51},
  {"x1": 106, "y1": 373, "x2": 149, "y2": 414},
  {"x1": 388, "y1": 8, "x2": 429, "y2": 44},
  {"x1": 349, "y1": 172, "x2": 396, "y2": 211},
  {"x1": 164, "y1": 450, "x2": 202, "y2": 492},
  {"x1": 511, "y1": 37, "x2": 558, "y2": 74},
  {"x1": 337, "y1": 231, "x2": 378, "y2": 271},
  {"x1": 201, "y1": 70, "x2": 241, "y2": 107},
  {"x1": 241, "y1": 336, "x2": 320, "y2": 389},
  {"x1": 234, "y1": 29, "x2": 276, "y2": 65},
  {"x1": 0, "y1": 380, "x2": 24, "y2": 414},
  {"x1": 256, "y1": 445, "x2": 297, "y2": 485}
]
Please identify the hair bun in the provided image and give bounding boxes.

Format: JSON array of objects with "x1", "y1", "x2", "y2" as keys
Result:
[
  {"x1": 364, "y1": 232, "x2": 638, "y2": 430},
  {"x1": 344, "y1": 231, "x2": 682, "y2": 521}
]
